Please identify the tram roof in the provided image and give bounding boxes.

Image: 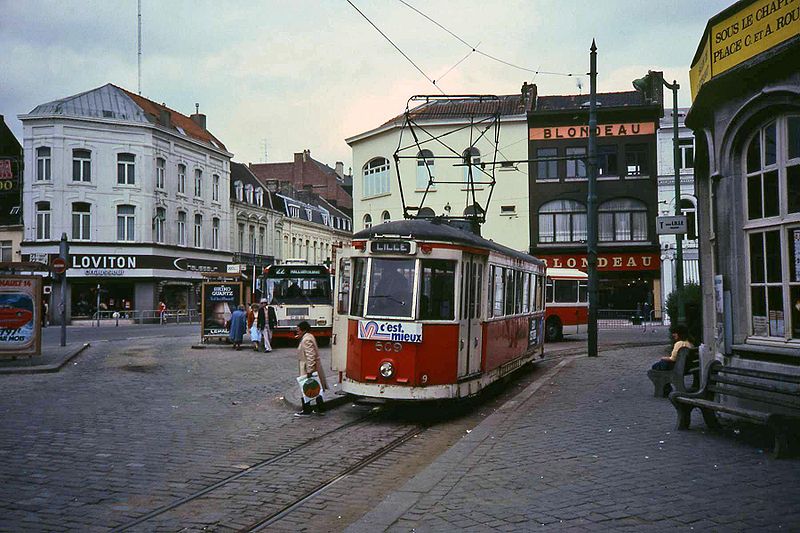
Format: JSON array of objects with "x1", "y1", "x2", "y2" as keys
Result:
[{"x1": 353, "y1": 219, "x2": 543, "y2": 266}]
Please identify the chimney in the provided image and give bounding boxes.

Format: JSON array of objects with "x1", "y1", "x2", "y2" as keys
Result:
[
  {"x1": 303, "y1": 149, "x2": 310, "y2": 162},
  {"x1": 190, "y1": 103, "x2": 207, "y2": 130},
  {"x1": 159, "y1": 109, "x2": 171, "y2": 127},
  {"x1": 521, "y1": 82, "x2": 538, "y2": 112},
  {"x1": 335, "y1": 161, "x2": 344, "y2": 179},
  {"x1": 294, "y1": 152, "x2": 304, "y2": 164}
]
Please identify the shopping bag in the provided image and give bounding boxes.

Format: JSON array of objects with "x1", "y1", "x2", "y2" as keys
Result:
[{"x1": 297, "y1": 372, "x2": 322, "y2": 402}]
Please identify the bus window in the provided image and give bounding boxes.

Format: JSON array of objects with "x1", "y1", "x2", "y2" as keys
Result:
[
  {"x1": 367, "y1": 258, "x2": 415, "y2": 318},
  {"x1": 419, "y1": 260, "x2": 455, "y2": 320},
  {"x1": 554, "y1": 279, "x2": 579, "y2": 303},
  {"x1": 350, "y1": 258, "x2": 367, "y2": 317},
  {"x1": 536, "y1": 275, "x2": 545, "y2": 311},
  {"x1": 578, "y1": 280, "x2": 588, "y2": 303},
  {"x1": 546, "y1": 278, "x2": 554, "y2": 303}
]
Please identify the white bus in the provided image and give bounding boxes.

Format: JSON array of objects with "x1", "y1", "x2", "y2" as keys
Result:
[{"x1": 262, "y1": 263, "x2": 333, "y2": 344}]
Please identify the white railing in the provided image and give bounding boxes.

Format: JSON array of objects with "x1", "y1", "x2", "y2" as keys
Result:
[{"x1": 86, "y1": 309, "x2": 200, "y2": 326}]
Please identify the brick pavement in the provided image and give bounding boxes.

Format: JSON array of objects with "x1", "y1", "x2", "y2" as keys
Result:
[{"x1": 349, "y1": 345, "x2": 800, "y2": 532}]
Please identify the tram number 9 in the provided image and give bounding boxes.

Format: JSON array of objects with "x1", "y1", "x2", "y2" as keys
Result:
[{"x1": 374, "y1": 341, "x2": 402, "y2": 353}]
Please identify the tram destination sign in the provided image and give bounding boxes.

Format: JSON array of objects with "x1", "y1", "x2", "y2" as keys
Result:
[{"x1": 370, "y1": 240, "x2": 415, "y2": 254}]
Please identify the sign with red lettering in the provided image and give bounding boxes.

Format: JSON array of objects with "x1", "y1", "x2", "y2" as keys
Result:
[
  {"x1": 529, "y1": 122, "x2": 655, "y2": 141},
  {"x1": 537, "y1": 253, "x2": 660, "y2": 272}
]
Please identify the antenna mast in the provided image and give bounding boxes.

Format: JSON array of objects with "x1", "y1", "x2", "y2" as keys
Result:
[{"x1": 137, "y1": 0, "x2": 142, "y2": 95}]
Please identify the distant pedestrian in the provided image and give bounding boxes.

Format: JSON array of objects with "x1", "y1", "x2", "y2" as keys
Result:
[
  {"x1": 642, "y1": 302, "x2": 651, "y2": 323},
  {"x1": 228, "y1": 304, "x2": 247, "y2": 350},
  {"x1": 651, "y1": 324, "x2": 693, "y2": 370},
  {"x1": 158, "y1": 301, "x2": 167, "y2": 324},
  {"x1": 248, "y1": 303, "x2": 261, "y2": 351},
  {"x1": 294, "y1": 321, "x2": 327, "y2": 417},
  {"x1": 258, "y1": 298, "x2": 273, "y2": 352},
  {"x1": 42, "y1": 300, "x2": 48, "y2": 328}
]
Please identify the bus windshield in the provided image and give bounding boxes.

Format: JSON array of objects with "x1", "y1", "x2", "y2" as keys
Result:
[{"x1": 266, "y1": 276, "x2": 331, "y2": 305}]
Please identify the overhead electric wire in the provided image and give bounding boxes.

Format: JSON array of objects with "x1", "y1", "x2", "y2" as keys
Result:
[
  {"x1": 397, "y1": 0, "x2": 579, "y2": 78},
  {"x1": 346, "y1": 0, "x2": 445, "y2": 95}
]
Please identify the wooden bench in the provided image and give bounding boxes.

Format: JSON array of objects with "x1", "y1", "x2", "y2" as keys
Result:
[
  {"x1": 646, "y1": 346, "x2": 700, "y2": 398},
  {"x1": 669, "y1": 361, "x2": 800, "y2": 458}
]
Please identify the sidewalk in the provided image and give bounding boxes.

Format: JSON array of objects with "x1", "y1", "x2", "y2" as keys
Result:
[
  {"x1": 348, "y1": 343, "x2": 800, "y2": 531},
  {"x1": 0, "y1": 342, "x2": 90, "y2": 375}
]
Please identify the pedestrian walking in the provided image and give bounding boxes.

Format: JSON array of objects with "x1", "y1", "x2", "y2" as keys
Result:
[
  {"x1": 248, "y1": 303, "x2": 261, "y2": 351},
  {"x1": 294, "y1": 321, "x2": 327, "y2": 417},
  {"x1": 42, "y1": 300, "x2": 48, "y2": 328},
  {"x1": 158, "y1": 301, "x2": 167, "y2": 324},
  {"x1": 228, "y1": 304, "x2": 247, "y2": 350},
  {"x1": 258, "y1": 298, "x2": 273, "y2": 352},
  {"x1": 651, "y1": 324, "x2": 693, "y2": 370}
]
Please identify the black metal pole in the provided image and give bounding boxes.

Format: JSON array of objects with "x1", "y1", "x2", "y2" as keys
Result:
[
  {"x1": 59, "y1": 233, "x2": 69, "y2": 347},
  {"x1": 587, "y1": 40, "x2": 599, "y2": 357},
  {"x1": 669, "y1": 80, "x2": 686, "y2": 325}
]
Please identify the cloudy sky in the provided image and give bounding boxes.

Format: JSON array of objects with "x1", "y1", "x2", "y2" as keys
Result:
[{"x1": 1, "y1": 0, "x2": 731, "y2": 170}]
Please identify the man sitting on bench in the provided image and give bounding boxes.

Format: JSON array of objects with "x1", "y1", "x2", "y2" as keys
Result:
[{"x1": 651, "y1": 324, "x2": 693, "y2": 371}]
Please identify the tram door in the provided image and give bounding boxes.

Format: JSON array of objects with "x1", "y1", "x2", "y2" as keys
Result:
[{"x1": 458, "y1": 254, "x2": 484, "y2": 378}]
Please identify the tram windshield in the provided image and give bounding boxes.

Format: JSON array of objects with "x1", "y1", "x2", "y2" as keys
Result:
[{"x1": 366, "y1": 258, "x2": 415, "y2": 318}]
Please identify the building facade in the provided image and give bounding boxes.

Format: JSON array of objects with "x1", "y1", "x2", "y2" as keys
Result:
[
  {"x1": 19, "y1": 84, "x2": 233, "y2": 319},
  {"x1": 657, "y1": 107, "x2": 700, "y2": 304},
  {"x1": 687, "y1": 0, "x2": 800, "y2": 373},
  {"x1": 0, "y1": 115, "x2": 23, "y2": 264},
  {"x1": 346, "y1": 87, "x2": 536, "y2": 253},
  {"x1": 528, "y1": 90, "x2": 663, "y2": 311}
]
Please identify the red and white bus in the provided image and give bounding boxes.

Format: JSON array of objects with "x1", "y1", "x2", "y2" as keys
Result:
[
  {"x1": 331, "y1": 219, "x2": 546, "y2": 402},
  {"x1": 544, "y1": 268, "x2": 588, "y2": 341}
]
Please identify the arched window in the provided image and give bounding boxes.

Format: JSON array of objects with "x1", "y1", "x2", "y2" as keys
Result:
[
  {"x1": 155, "y1": 157, "x2": 165, "y2": 189},
  {"x1": 178, "y1": 211, "x2": 187, "y2": 246},
  {"x1": 363, "y1": 214, "x2": 372, "y2": 229},
  {"x1": 462, "y1": 147, "x2": 480, "y2": 184},
  {"x1": 71, "y1": 202, "x2": 91, "y2": 241},
  {"x1": 745, "y1": 114, "x2": 800, "y2": 339},
  {"x1": 255, "y1": 187, "x2": 264, "y2": 206},
  {"x1": 234, "y1": 180, "x2": 244, "y2": 201},
  {"x1": 363, "y1": 157, "x2": 390, "y2": 198},
  {"x1": 194, "y1": 168, "x2": 203, "y2": 197},
  {"x1": 154, "y1": 207, "x2": 166, "y2": 243},
  {"x1": 212, "y1": 218, "x2": 220, "y2": 250},
  {"x1": 598, "y1": 198, "x2": 648, "y2": 242},
  {"x1": 178, "y1": 164, "x2": 187, "y2": 193},
  {"x1": 416, "y1": 150, "x2": 434, "y2": 190},
  {"x1": 538, "y1": 200, "x2": 587, "y2": 243},
  {"x1": 245, "y1": 184, "x2": 254, "y2": 203},
  {"x1": 212, "y1": 174, "x2": 220, "y2": 201},
  {"x1": 382, "y1": 210, "x2": 390, "y2": 224},
  {"x1": 194, "y1": 214, "x2": 203, "y2": 247}
]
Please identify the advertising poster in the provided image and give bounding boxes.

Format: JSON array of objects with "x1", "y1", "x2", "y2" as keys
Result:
[
  {"x1": 0, "y1": 275, "x2": 41, "y2": 357},
  {"x1": 201, "y1": 282, "x2": 242, "y2": 338}
]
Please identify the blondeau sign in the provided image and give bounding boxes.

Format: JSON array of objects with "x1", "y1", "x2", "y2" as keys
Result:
[
  {"x1": 538, "y1": 253, "x2": 660, "y2": 272},
  {"x1": 529, "y1": 122, "x2": 655, "y2": 141}
]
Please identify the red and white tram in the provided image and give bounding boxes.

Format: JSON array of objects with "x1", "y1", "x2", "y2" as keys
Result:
[{"x1": 331, "y1": 219, "x2": 546, "y2": 402}]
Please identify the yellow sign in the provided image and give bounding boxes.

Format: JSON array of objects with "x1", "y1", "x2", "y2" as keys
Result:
[{"x1": 690, "y1": 0, "x2": 800, "y2": 99}]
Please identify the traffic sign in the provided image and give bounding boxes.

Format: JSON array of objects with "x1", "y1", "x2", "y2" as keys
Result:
[
  {"x1": 52, "y1": 257, "x2": 67, "y2": 274},
  {"x1": 656, "y1": 215, "x2": 687, "y2": 235}
]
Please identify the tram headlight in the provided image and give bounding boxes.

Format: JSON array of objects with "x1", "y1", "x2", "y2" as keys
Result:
[{"x1": 379, "y1": 361, "x2": 394, "y2": 378}]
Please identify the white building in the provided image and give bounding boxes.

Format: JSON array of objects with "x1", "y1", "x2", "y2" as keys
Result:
[
  {"x1": 346, "y1": 87, "x2": 535, "y2": 252},
  {"x1": 19, "y1": 84, "x2": 233, "y2": 319},
  {"x1": 656, "y1": 107, "x2": 699, "y2": 307}
]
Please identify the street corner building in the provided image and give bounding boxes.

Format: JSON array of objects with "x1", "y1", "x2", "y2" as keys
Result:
[
  {"x1": 18, "y1": 84, "x2": 234, "y2": 321},
  {"x1": 686, "y1": 0, "x2": 800, "y2": 373},
  {"x1": 527, "y1": 88, "x2": 664, "y2": 312}
]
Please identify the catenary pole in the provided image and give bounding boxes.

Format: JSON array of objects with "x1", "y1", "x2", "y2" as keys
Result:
[
  {"x1": 669, "y1": 80, "x2": 686, "y2": 325},
  {"x1": 587, "y1": 41, "x2": 599, "y2": 357},
  {"x1": 59, "y1": 233, "x2": 69, "y2": 347}
]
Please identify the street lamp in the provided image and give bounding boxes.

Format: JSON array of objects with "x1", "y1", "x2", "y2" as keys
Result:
[{"x1": 633, "y1": 71, "x2": 686, "y2": 326}]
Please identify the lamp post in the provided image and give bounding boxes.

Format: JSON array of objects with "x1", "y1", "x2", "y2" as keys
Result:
[{"x1": 633, "y1": 72, "x2": 686, "y2": 326}]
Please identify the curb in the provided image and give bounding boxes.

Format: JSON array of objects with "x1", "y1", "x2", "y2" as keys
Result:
[
  {"x1": 281, "y1": 382, "x2": 352, "y2": 411},
  {"x1": 0, "y1": 343, "x2": 91, "y2": 375}
]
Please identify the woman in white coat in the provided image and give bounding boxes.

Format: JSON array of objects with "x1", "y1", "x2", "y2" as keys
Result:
[{"x1": 294, "y1": 321, "x2": 327, "y2": 416}]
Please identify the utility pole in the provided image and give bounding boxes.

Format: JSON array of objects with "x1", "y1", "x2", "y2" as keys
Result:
[
  {"x1": 587, "y1": 40, "x2": 599, "y2": 357},
  {"x1": 59, "y1": 233, "x2": 69, "y2": 347},
  {"x1": 669, "y1": 80, "x2": 686, "y2": 326}
]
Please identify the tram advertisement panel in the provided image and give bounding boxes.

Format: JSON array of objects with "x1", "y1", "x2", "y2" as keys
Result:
[
  {"x1": 358, "y1": 320, "x2": 423, "y2": 343},
  {"x1": 0, "y1": 275, "x2": 42, "y2": 357},
  {"x1": 202, "y1": 282, "x2": 242, "y2": 338}
]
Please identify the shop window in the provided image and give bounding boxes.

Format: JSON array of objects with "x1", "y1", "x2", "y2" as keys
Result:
[
  {"x1": 36, "y1": 147, "x2": 51, "y2": 181},
  {"x1": 178, "y1": 211, "x2": 187, "y2": 246},
  {"x1": 72, "y1": 149, "x2": 91, "y2": 182},
  {"x1": 536, "y1": 148, "x2": 558, "y2": 181},
  {"x1": 598, "y1": 145, "x2": 618, "y2": 177},
  {"x1": 155, "y1": 157, "x2": 165, "y2": 189},
  {"x1": 212, "y1": 218, "x2": 220, "y2": 250},
  {"x1": 538, "y1": 199, "x2": 587, "y2": 243},
  {"x1": 36, "y1": 201, "x2": 51, "y2": 240},
  {"x1": 178, "y1": 164, "x2": 187, "y2": 194},
  {"x1": 212, "y1": 174, "x2": 220, "y2": 202},
  {"x1": 744, "y1": 115, "x2": 800, "y2": 339},
  {"x1": 71, "y1": 202, "x2": 91, "y2": 241},
  {"x1": 117, "y1": 153, "x2": 135, "y2": 185},
  {"x1": 116, "y1": 204, "x2": 135, "y2": 241},
  {"x1": 363, "y1": 157, "x2": 390, "y2": 198},
  {"x1": 155, "y1": 207, "x2": 166, "y2": 243},
  {"x1": 599, "y1": 198, "x2": 648, "y2": 242},
  {"x1": 625, "y1": 143, "x2": 649, "y2": 177},
  {"x1": 416, "y1": 150, "x2": 434, "y2": 190},
  {"x1": 462, "y1": 147, "x2": 480, "y2": 185},
  {"x1": 566, "y1": 147, "x2": 586, "y2": 180}
]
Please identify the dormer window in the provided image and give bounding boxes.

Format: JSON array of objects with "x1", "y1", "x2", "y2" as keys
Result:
[
  {"x1": 234, "y1": 181, "x2": 244, "y2": 201},
  {"x1": 305, "y1": 208, "x2": 313, "y2": 220},
  {"x1": 289, "y1": 205, "x2": 300, "y2": 218},
  {"x1": 245, "y1": 184, "x2": 254, "y2": 203},
  {"x1": 255, "y1": 188, "x2": 264, "y2": 206}
]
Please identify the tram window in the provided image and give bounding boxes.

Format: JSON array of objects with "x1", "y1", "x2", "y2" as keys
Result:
[
  {"x1": 578, "y1": 280, "x2": 588, "y2": 303},
  {"x1": 492, "y1": 266, "x2": 504, "y2": 317},
  {"x1": 545, "y1": 279, "x2": 554, "y2": 303},
  {"x1": 514, "y1": 271, "x2": 524, "y2": 314},
  {"x1": 554, "y1": 280, "x2": 579, "y2": 303},
  {"x1": 337, "y1": 258, "x2": 351, "y2": 314},
  {"x1": 474, "y1": 264, "x2": 483, "y2": 319},
  {"x1": 522, "y1": 273, "x2": 530, "y2": 313},
  {"x1": 504, "y1": 269, "x2": 515, "y2": 315},
  {"x1": 350, "y1": 258, "x2": 367, "y2": 317},
  {"x1": 467, "y1": 262, "x2": 476, "y2": 319},
  {"x1": 461, "y1": 262, "x2": 469, "y2": 320},
  {"x1": 419, "y1": 260, "x2": 455, "y2": 320},
  {"x1": 367, "y1": 258, "x2": 415, "y2": 318}
]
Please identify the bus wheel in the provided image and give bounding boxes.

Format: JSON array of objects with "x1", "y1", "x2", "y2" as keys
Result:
[{"x1": 545, "y1": 317, "x2": 563, "y2": 342}]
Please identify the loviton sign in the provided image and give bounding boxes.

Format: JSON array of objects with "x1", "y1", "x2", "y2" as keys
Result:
[{"x1": 656, "y1": 215, "x2": 688, "y2": 235}]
